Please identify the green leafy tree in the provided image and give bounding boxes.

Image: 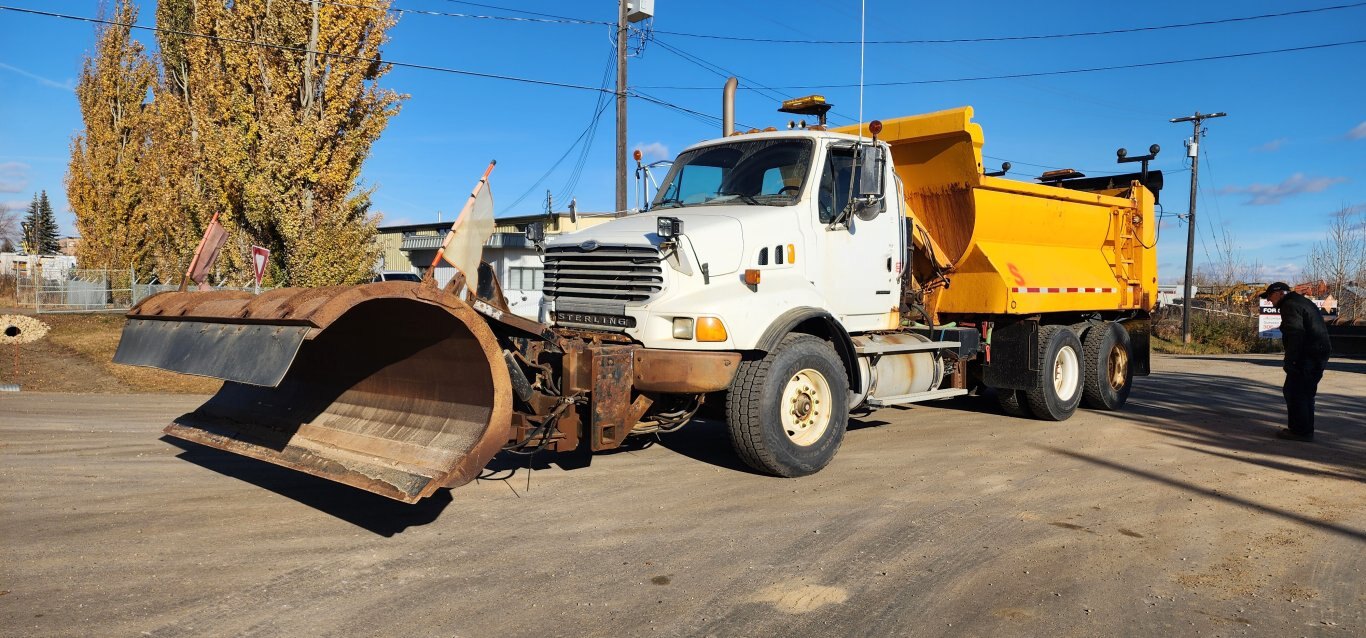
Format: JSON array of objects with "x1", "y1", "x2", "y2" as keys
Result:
[
  {"x1": 66, "y1": 0, "x2": 156, "y2": 273},
  {"x1": 67, "y1": 0, "x2": 403, "y2": 286},
  {"x1": 146, "y1": 0, "x2": 403, "y2": 286}
]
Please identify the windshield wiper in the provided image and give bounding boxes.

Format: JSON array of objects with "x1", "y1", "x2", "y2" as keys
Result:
[
  {"x1": 653, "y1": 196, "x2": 684, "y2": 209},
  {"x1": 718, "y1": 191, "x2": 760, "y2": 205}
]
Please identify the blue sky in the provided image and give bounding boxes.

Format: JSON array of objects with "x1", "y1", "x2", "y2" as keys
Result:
[{"x1": 1, "y1": 0, "x2": 1363, "y2": 283}]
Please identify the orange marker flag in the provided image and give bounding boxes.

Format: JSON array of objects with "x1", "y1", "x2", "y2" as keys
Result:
[{"x1": 430, "y1": 161, "x2": 497, "y2": 289}]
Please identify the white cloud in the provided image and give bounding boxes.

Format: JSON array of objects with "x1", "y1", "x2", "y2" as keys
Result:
[
  {"x1": 1260, "y1": 262, "x2": 1304, "y2": 283},
  {"x1": 0, "y1": 62, "x2": 75, "y2": 92},
  {"x1": 1, "y1": 198, "x2": 29, "y2": 214},
  {"x1": 0, "y1": 162, "x2": 30, "y2": 193},
  {"x1": 1348, "y1": 122, "x2": 1366, "y2": 140},
  {"x1": 633, "y1": 142, "x2": 670, "y2": 162},
  {"x1": 1217, "y1": 173, "x2": 1347, "y2": 206},
  {"x1": 1253, "y1": 138, "x2": 1287, "y2": 152}
]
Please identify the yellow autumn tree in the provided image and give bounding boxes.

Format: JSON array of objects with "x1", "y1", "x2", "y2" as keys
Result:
[
  {"x1": 67, "y1": 0, "x2": 157, "y2": 275},
  {"x1": 150, "y1": 0, "x2": 404, "y2": 286}
]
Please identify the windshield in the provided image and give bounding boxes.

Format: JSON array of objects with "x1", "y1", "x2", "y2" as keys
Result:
[{"x1": 652, "y1": 138, "x2": 813, "y2": 209}]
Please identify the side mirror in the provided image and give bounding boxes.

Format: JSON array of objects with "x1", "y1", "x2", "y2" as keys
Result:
[{"x1": 854, "y1": 144, "x2": 886, "y2": 220}]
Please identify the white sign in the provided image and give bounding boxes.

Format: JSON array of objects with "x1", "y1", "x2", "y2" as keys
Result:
[
  {"x1": 1258, "y1": 299, "x2": 1281, "y2": 339},
  {"x1": 251, "y1": 245, "x2": 270, "y2": 289}
]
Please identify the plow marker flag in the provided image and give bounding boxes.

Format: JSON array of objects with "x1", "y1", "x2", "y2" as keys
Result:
[{"x1": 430, "y1": 161, "x2": 497, "y2": 290}]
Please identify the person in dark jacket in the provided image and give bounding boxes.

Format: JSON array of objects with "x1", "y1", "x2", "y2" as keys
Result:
[{"x1": 1260, "y1": 282, "x2": 1331, "y2": 441}]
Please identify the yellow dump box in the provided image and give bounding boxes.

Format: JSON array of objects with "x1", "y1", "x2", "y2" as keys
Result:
[{"x1": 838, "y1": 107, "x2": 1158, "y2": 320}]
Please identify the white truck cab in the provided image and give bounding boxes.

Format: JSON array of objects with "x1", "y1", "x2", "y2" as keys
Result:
[{"x1": 542, "y1": 129, "x2": 902, "y2": 353}]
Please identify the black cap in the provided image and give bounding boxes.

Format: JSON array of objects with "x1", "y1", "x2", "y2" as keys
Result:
[{"x1": 1258, "y1": 282, "x2": 1291, "y2": 299}]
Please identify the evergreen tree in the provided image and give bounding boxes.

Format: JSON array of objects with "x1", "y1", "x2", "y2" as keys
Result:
[
  {"x1": 37, "y1": 191, "x2": 60, "y2": 254},
  {"x1": 20, "y1": 193, "x2": 38, "y2": 254},
  {"x1": 20, "y1": 193, "x2": 59, "y2": 255}
]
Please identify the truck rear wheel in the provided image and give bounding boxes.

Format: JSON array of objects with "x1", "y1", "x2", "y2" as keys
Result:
[
  {"x1": 1025, "y1": 325, "x2": 1084, "y2": 421},
  {"x1": 726, "y1": 334, "x2": 849, "y2": 477},
  {"x1": 1081, "y1": 322, "x2": 1132, "y2": 410}
]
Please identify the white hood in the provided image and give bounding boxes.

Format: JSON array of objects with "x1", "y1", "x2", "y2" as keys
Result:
[{"x1": 546, "y1": 211, "x2": 749, "y2": 276}]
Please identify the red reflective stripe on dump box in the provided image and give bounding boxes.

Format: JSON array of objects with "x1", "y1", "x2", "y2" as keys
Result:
[{"x1": 1011, "y1": 287, "x2": 1116, "y2": 293}]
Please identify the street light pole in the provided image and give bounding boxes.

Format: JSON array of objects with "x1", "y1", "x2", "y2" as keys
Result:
[{"x1": 1170, "y1": 110, "x2": 1227, "y2": 344}]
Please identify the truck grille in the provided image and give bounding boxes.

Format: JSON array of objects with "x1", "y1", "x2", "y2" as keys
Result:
[{"x1": 544, "y1": 244, "x2": 664, "y2": 303}]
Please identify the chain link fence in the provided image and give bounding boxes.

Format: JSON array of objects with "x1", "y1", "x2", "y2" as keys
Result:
[{"x1": 8, "y1": 268, "x2": 263, "y2": 314}]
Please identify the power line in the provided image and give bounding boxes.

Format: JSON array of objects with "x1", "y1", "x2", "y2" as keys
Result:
[
  {"x1": 555, "y1": 43, "x2": 618, "y2": 205},
  {"x1": 433, "y1": 0, "x2": 608, "y2": 25},
  {"x1": 630, "y1": 90, "x2": 723, "y2": 127},
  {"x1": 499, "y1": 44, "x2": 616, "y2": 214},
  {"x1": 652, "y1": 3, "x2": 1366, "y2": 45},
  {"x1": 651, "y1": 39, "x2": 790, "y2": 105},
  {"x1": 300, "y1": 0, "x2": 605, "y2": 25},
  {"x1": 0, "y1": 5, "x2": 615, "y2": 94},
  {"x1": 637, "y1": 39, "x2": 1366, "y2": 90},
  {"x1": 651, "y1": 37, "x2": 859, "y2": 124}
]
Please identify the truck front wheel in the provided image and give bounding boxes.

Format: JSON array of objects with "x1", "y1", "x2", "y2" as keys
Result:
[
  {"x1": 1025, "y1": 325, "x2": 1084, "y2": 421},
  {"x1": 726, "y1": 334, "x2": 849, "y2": 477}
]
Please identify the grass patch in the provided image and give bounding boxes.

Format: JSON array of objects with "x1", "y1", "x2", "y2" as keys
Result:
[
  {"x1": 1152, "y1": 307, "x2": 1282, "y2": 355},
  {"x1": 2, "y1": 311, "x2": 219, "y2": 394}
]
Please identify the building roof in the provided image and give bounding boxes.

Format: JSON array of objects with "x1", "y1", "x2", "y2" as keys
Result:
[{"x1": 377, "y1": 211, "x2": 616, "y2": 235}]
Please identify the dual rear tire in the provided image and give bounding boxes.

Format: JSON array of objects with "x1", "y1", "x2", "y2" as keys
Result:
[{"x1": 996, "y1": 321, "x2": 1132, "y2": 421}]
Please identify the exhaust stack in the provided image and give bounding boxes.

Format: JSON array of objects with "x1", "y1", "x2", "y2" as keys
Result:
[{"x1": 722, "y1": 77, "x2": 737, "y2": 136}]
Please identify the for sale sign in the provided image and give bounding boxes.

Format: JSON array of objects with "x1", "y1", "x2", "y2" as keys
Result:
[{"x1": 1258, "y1": 299, "x2": 1281, "y2": 339}]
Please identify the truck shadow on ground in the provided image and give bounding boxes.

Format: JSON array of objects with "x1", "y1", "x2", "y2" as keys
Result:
[
  {"x1": 1173, "y1": 355, "x2": 1365, "y2": 374},
  {"x1": 1120, "y1": 369, "x2": 1365, "y2": 480},
  {"x1": 481, "y1": 418, "x2": 764, "y2": 479},
  {"x1": 918, "y1": 370, "x2": 1363, "y2": 481},
  {"x1": 162, "y1": 436, "x2": 452, "y2": 536}
]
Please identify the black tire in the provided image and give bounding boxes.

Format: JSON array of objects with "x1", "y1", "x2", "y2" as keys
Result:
[
  {"x1": 725, "y1": 334, "x2": 849, "y2": 477},
  {"x1": 1025, "y1": 325, "x2": 1085, "y2": 421},
  {"x1": 1081, "y1": 322, "x2": 1133, "y2": 410},
  {"x1": 995, "y1": 387, "x2": 1031, "y2": 418}
]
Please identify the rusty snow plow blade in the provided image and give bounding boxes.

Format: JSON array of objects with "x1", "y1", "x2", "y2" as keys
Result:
[{"x1": 113, "y1": 282, "x2": 512, "y2": 503}]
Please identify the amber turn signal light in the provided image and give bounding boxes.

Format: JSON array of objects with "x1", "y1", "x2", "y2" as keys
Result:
[
  {"x1": 695, "y1": 317, "x2": 728, "y2": 342},
  {"x1": 744, "y1": 269, "x2": 761, "y2": 285}
]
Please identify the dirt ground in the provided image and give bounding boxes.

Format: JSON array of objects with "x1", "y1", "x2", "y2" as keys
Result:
[
  {"x1": 0, "y1": 311, "x2": 220, "y2": 394},
  {"x1": 1, "y1": 354, "x2": 1362, "y2": 637}
]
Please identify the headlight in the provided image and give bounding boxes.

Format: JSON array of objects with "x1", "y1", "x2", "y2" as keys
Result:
[
  {"x1": 672, "y1": 317, "x2": 694, "y2": 339},
  {"x1": 657, "y1": 216, "x2": 683, "y2": 239}
]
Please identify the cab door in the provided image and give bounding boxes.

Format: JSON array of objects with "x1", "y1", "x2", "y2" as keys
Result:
[{"x1": 809, "y1": 143, "x2": 901, "y2": 331}]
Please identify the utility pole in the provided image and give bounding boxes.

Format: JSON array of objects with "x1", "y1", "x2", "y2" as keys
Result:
[
  {"x1": 615, "y1": 0, "x2": 629, "y2": 214},
  {"x1": 1170, "y1": 110, "x2": 1227, "y2": 344}
]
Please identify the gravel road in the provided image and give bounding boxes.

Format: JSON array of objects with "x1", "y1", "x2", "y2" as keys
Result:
[{"x1": 2, "y1": 353, "x2": 1362, "y2": 637}]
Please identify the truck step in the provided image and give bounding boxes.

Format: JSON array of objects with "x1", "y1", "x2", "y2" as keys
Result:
[
  {"x1": 866, "y1": 388, "x2": 969, "y2": 407},
  {"x1": 855, "y1": 340, "x2": 960, "y2": 356}
]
